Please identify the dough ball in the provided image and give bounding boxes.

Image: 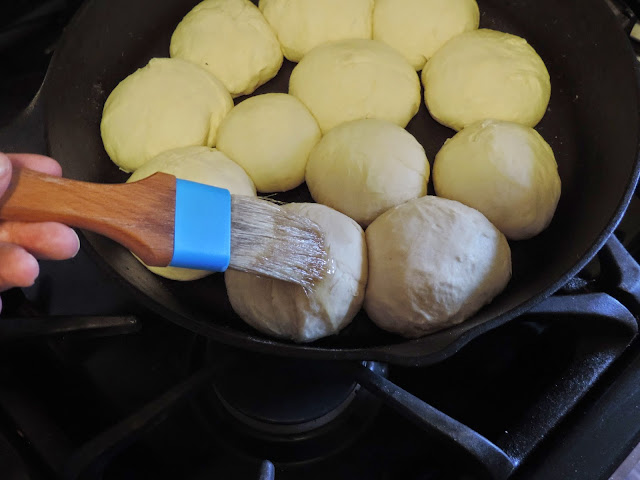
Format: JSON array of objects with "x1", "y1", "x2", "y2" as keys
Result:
[
  {"x1": 259, "y1": 0, "x2": 373, "y2": 62},
  {"x1": 364, "y1": 196, "x2": 511, "y2": 338},
  {"x1": 170, "y1": 0, "x2": 283, "y2": 97},
  {"x1": 289, "y1": 39, "x2": 421, "y2": 133},
  {"x1": 373, "y1": 0, "x2": 479, "y2": 70},
  {"x1": 433, "y1": 119, "x2": 561, "y2": 240},
  {"x1": 306, "y1": 119, "x2": 429, "y2": 227},
  {"x1": 422, "y1": 29, "x2": 551, "y2": 131},
  {"x1": 217, "y1": 93, "x2": 321, "y2": 193},
  {"x1": 101, "y1": 58, "x2": 233, "y2": 172},
  {"x1": 128, "y1": 146, "x2": 256, "y2": 281},
  {"x1": 225, "y1": 203, "x2": 367, "y2": 343}
]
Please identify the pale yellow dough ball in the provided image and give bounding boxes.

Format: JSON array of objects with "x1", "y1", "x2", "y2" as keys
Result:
[
  {"x1": 306, "y1": 119, "x2": 429, "y2": 227},
  {"x1": 101, "y1": 58, "x2": 233, "y2": 172},
  {"x1": 259, "y1": 0, "x2": 373, "y2": 62},
  {"x1": 433, "y1": 119, "x2": 561, "y2": 240},
  {"x1": 423, "y1": 29, "x2": 551, "y2": 131},
  {"x1": 289, "y1": 39, "x2": 421, "y2": 133},
  {"x1": 170, "y1": 0, "x2": 283, "y2": 97},
  {"x1": 216, "y1": 93, "x2": 321, "y2": 193},
  {"x1": 128, "y1": 146, "x2": 256, "y2": 281},
  {"x1": 364, "y1": 196, "x2": 512, "y2": 338},
  {"x1": 225, "y1": 203, "x2": 368, "y2": 343},
  {"x1": 373, "y1": 0, "x2": 479, "y2": 70}
]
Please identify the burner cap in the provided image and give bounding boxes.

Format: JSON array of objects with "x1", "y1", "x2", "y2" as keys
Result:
[
  {"x1": 213, "y1": 351, "x2": 359, "y2": 434},
  {"x1": 191, "y1": 343, "x2": 386, "y2": 464}
]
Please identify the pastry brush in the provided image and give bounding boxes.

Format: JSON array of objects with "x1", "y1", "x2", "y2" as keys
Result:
[{"x1": 0, "y1": 168, "x2": 328, "y2": 287}]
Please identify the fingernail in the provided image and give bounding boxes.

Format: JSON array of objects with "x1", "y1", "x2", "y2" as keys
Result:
[
  {"x1": 0, "y1": 154, "x2": 11, "y2": 179},
  {"x1": 71, "y1": 230, "x2": 81, "y2": 258}
]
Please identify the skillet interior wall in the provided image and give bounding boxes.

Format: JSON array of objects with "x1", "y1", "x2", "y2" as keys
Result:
[{"x1": 41, "y1": 0, "x2": 640, "y2": 351}]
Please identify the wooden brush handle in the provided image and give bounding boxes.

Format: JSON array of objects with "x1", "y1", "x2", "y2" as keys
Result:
[{"x1": 0, "y1": 168, "x2": 176, "y2": 267}]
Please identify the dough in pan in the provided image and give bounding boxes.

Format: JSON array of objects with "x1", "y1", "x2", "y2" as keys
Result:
[
  {"x1": 289, "y1": 39, "x2": 421, "y2": 133},
  {"x1": 373, "y1": 0, "x2": 479, "y2": 70},
  {"x1": 364, "y1": 195, "x2": 511, "y2": 338},
  {"x1": 259, "y1": 0, "x2": 373, "y2": 62},
  {"x1": 127, "y1": 146, "x2": 256, "y2": 281},
  {"x1": 170, "y1": 0, "x2": 283, "y2": 97},
  {"x1": 101, "y1": 58, "x2": 233, "y2": 173},
  {"x1": 225, "y1": 203, "x2": 367, "y2": 343},
  {"x1": 423, "y1": 29, "x2": 550, "y2": 131}
]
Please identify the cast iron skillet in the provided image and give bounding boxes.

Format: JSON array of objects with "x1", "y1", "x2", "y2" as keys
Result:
[{"x1": 5, "y1": 0, "x2": 640, "y2": 365}]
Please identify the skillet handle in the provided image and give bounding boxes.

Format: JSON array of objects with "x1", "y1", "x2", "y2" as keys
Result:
[{"x1": 0, "y1": 168, "x2": 176, "y2": 267}]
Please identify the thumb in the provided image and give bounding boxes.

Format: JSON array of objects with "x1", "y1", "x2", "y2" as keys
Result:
[{"x1": 0, "y1": 153, "x2": 13, "y2": 197}]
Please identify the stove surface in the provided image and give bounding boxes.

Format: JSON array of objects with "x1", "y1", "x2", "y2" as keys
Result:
[{"x1": 1, "y1": 2, "x2": 640, "y2": 480}]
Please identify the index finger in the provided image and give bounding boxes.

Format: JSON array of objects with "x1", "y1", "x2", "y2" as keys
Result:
[{"x1": 5, "y1": 154, "x2": 63, "y2": 177}]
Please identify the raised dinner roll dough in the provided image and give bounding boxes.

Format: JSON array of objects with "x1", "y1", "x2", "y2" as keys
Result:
[
  {"x1": 289, "y1": 39, "x2": 421, "y2": 133},
  {"x1": 259, "y1": 0, "x2": 373, "y2": 62},
  {"x1": 306, "y1": 119, "x2": 429, "y2": 227},
  {"x1": 170, "y1": 0, "x2": 283, "y2": 97},
  {"x1": 101, "y1": 58, "x2": 233, "y2": 172},
  {"x1": 128, "y1": 146, "x2": 256, "y2": 281},
  {"x1": 225, "y1": 203, "x2": 367, "y2": 343},
  {"x1": 422, "y1": 29, "x2": 551, "y2": 131},
  {"x1": 433, "y1": 119, "x2": 561, "y2": 240},
  {"x1": 373, "y1": 0, "x2": 479, "y2": 70},
  {"x1": 364, "y1": 196, "x2": 511, "y2": 338},
  {"x1": 216, "y1": 93, "x2": 321, "y2": 193}
]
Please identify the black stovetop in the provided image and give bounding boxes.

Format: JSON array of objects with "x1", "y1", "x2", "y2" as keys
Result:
[{"x1": 2, "y1": 2, "x2": 640, "y2": 480}]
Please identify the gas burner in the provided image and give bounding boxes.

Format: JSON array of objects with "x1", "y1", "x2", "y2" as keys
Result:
[{"x1": 190, "y1": 342, "x2": 386, "y2": 465}]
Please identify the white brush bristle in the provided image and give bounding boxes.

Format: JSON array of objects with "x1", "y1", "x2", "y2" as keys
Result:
[{"x1": 229, "y1": 196, "x2": 328, "y2": 287}]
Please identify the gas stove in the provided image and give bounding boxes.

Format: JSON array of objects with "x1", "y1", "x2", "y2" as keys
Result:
[{"x1": 1, "y1": 1, "x2": 640, "y2": 480}]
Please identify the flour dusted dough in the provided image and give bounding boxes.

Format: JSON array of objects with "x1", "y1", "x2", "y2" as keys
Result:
[
  {"x1": 259, "y1": 0, "x2": 373, "y2": 62},
  {"x1": 216, "y1": 94, "x2": 321, "y2": 193},
  {"x1": 373, "y1": 0, "x2": 479, "y2": 70},
  {"x1": 434, "y1": 119, "x2": 561, "y2": 240},
  {"x1": 170, "y1": 0, "x2": 283, "y2": 97},
  {"x1": 306, "y1": 119, "x2": 429, "y2": 227},
  {"x1": 101, "y1": 58, "x2": 233, "y2": 172},
  {"x1": 225, "y1": 203, "x2": 367, "y2": 343},
  {"x1": 364, "y1": 196, "x2": 511, "y2": 338},
  {"x1": 128, "y1": 146, "x2": 256, "y2": 281},
  {"x1": 289, "y1": 39, "x2": 420, "y2": 133},
  {"x1": 423, "y1": 29, "x2": 550, "y2": 131}
]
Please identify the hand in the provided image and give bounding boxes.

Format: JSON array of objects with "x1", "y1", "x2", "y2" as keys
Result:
[{"x1": 0, "y1": 153, "x2": 80, "y2": 312}]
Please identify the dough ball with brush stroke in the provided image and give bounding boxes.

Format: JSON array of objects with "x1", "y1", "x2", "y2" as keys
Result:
[
  {"x1": 225, "y1": 203, "x2": 367, "y2": 343},
  {"x1": 101, "y1": 58, "x2": 233, "y2": 173},
  {"x1": 305, "y1": 118, "x2": 429, "y2": 227},
  {"x1": 289, "y1": 39, "x2": 421, "y2": 133},
  {"x1": 259, "y1": 0, "x2": 373, "y2": 62},
  {"x1": 433, "y1": 119, "x2": 561, "y2": 240},
  {"x1": 365, "y1": 196, "x2": 511, "y2": 338},
  {"x1": 216, "y1": 93, "x2": 321, "y2": 193},
  {"x1": 170, "y1": 0, "x2": 283, "y2": 97},
  {"x1": 127, "y1": 146, "x2": 256, "y2": 281},
  {"x1": 422, "y1": 29, "x2": 550, "y2": 131},
  {"x1": 373, "y1": 0, "x2": 479, "y2": 70}
]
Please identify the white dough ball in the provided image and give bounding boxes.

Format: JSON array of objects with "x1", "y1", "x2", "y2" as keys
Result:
[
  {"x1": 225, "y1": 203, "x2": 368, "y2": 343},
  {"x1": 170, "y1": 0, "x2": 283, "y2": 97},
  {"x1": 434, "y1": 119, "x2": 561, "y2": 240},
  {"x1": 101, "y1": 58, "x2": 233, "y2": 172},
  {"x1": 216, "y1": 93, "x2": 321, "y2": 193},
  {"x1": 364, "y1": 196, "x2": 511, "y2": 338},
  {"x1": 422, "y1": 29, "x2": 551, "y2": 131},
  {"x1": 259, "y1": 0, "x2": 373, "y2": 62},
  {"x1": 373, "y1": 0, "x2": 479, "y2": 71},
  {"x1": 306, "y1": 119, "x2": 429, "y2": 227},
  {"x1": 128, "y1": 146, "x2": 256, "y2": 281},
  {"x1": 289, "y1": 39, "x2": 421, "y2": 133}
]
